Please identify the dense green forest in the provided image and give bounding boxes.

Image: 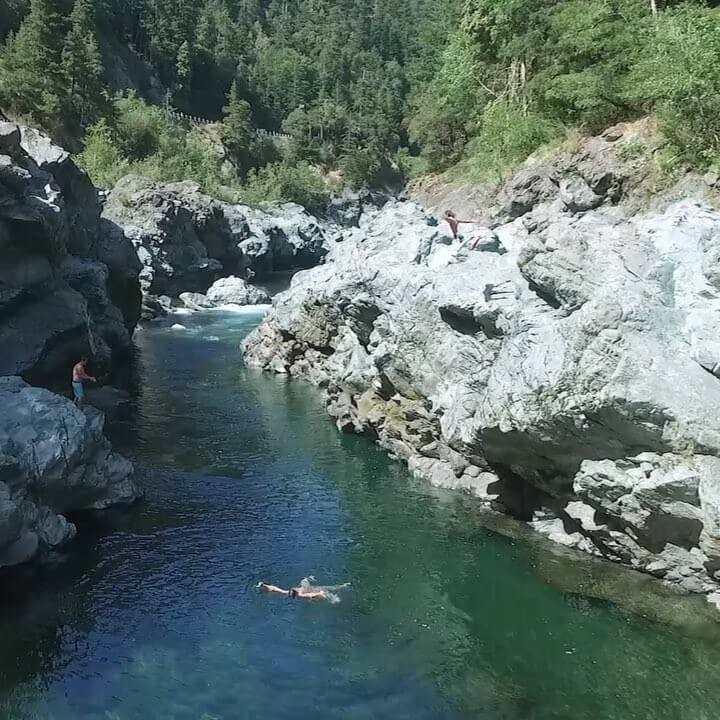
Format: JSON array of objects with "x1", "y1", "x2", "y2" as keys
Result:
[{"x1": 1, "y1": 0, "x2": 719, "y2": 199}]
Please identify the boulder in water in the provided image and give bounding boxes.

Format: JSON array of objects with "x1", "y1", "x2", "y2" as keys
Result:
[
  {"x1": 179, "y1": 292, "x2": 215, "y2": 311},
  {"x1": 206, "y1": 276, "x2": 270, "y2": 306}
]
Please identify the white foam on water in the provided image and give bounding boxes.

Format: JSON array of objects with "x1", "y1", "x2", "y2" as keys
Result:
[
  {"x1": 298, "y1": 577, "x2": 349, "y2": 604},
  {"x1": 170, "y1": 308, "x2": 193, "y2": 316},
  {"x1": 204, "y1": 336, "x2": 221, "y2": 342},
  {"x1": 170, "y1": 323, "x2": 187, "y2": 331},
  {"x1": 211, "y1": 304, "x2": 272, "y2": 314}
]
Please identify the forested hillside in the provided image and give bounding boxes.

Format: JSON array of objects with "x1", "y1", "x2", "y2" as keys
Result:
[{"x1": 1, "y1": 0, "x2": 719, "y2": 197}]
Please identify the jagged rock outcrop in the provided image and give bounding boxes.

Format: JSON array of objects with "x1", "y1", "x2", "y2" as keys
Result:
[
  {"x1": 0, "y1": 377, "x2": 141, "y2": 568},
  {"x1": 19, "y1": 127, "x2": 102, "y2": 257},
  {"x1": 242, "y1": 185, "x2": 720, "y2": 605},
  {"x1": 103, "y1": 176, "x2": 241, "y2": 297},
  {"x1": 412, "y1": 119, "x2": 669, "y2": 224},
  {"x1": 102, "y1": 176, "x2": 330, "y2": 317},
  {"x1": 0, "y1": 122, "x2": 140, "y2": 380},
  {"x1": 229, "y1": 201, "x2": 330, "y2": 275}
]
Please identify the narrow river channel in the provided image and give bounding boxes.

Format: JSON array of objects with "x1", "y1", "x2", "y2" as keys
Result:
[{"x1": 2, "y1": 309, "x2": 720, "y2": 720}]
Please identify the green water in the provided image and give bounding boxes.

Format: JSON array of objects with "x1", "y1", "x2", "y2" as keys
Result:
[{"x1": 1, "y1": 309, "x2": 719, "y2": 720}]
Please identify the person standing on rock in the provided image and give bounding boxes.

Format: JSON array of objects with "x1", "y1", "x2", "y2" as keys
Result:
[{"x1": 72, "y1": 357, "x2": 96, "y2": 407}]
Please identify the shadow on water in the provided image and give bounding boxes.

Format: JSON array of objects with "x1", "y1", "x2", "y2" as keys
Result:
[{"x1": 2, "y1": 309, "x2": 720, "y2": 720}]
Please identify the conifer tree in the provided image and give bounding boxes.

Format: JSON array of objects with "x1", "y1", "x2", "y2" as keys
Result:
[
  {"x1": 0, "y1": 0, "x2": 65, "y2": 125},
  {"x1": 175, "y1": 39, "x2": 192, "y2": 94},
  {"x1": 221, "y1": 79, "x2": 253, "y2": 171},
  {"x1": 62, "y1": 0, "x2": 106, "y2": 125}
]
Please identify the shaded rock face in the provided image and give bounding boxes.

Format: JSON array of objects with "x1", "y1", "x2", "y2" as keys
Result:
[
  {"x1": 102, "y1": 177, "x2": 330, "y2": 317},
  {"x1": 0, "y1": 377, "x2": 141, "y2": 568},
  {"x1": 19, "y1": 127, "x2": 101, "y2": 257},
  {"x1": 103, "y1": 176, "x2": 240, "y2": 298},
  {"x1": 0, "y1": 123, "x2": 140, "y2": 381},
  {"x1": 242, "y1": 190, "x2": 720, "y2": 604},
  {"x1": 237, "y1": 202, "x2": 330, "y2": 274}
]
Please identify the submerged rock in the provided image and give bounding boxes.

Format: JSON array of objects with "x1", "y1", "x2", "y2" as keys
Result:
[
  {"x1": 242, "y1": 187, "x2": 720, "y2": 603},
  {"x1": 0, "y1": 377, "x2": 141, "y2": 568}
]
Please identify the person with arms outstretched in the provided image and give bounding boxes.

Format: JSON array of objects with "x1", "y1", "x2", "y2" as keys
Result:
[
  {"x1": 443, "y1": 209, "x2": 475, "y2": 240},
  {"x1": 257, "y1": 577, "x2": 350, "y2": 602}
]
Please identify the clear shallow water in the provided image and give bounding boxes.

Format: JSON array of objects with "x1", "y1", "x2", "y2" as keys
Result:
[{"x1": 2, "y1": 310, "x2": 720, "y2": 720}]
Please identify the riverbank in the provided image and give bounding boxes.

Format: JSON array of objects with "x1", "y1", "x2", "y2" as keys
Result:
[{"x1": 242, "y1": 123, "x2": 720, "y2": 607}]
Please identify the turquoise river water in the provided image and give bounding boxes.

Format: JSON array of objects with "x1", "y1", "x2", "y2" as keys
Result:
[{"x1": 2, "y1": 309, "x2": 720, "y2": 720}]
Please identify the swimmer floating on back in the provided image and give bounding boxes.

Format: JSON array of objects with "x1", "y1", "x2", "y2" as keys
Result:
[{"x1": 257, "y1": 577, "x2": 350, "y2": 602}]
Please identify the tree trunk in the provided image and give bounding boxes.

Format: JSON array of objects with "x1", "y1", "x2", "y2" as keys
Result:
[
  {"x1": 650, "y1": 0, "x2": 658, "y2": 17},
  {"x1": 508, "y1": 59, "x2": 519, "y2": 104}
]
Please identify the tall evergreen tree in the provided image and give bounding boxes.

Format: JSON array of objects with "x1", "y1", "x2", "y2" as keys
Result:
[
  {"x1": 62, "y1": 0, "x2": 106, "y2": 125},
  {"x1": 175, "y1": 39, "x2": 191, "y2": 96},
  {"x1": 0, "y1": 0, "x2": 65, "y2": 125},
  {"x1": 221, "y1": 78, "x2": 253, "y2": 171}
]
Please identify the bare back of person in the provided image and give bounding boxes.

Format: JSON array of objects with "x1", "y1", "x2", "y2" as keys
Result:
[
  {"x1": 72, "y1": 358, "x2": 96, "y2": 405},
  {"x1": 443, "y1": 210, "x2": 475, "y2": 240}
]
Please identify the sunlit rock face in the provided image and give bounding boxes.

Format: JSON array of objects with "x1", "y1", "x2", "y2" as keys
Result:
[{"x1": 243, "y1": 187, "x2": 720, "y2": 604}]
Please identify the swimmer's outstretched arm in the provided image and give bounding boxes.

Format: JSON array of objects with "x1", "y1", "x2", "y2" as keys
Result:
[
  {"x1": 317, "y1": 582, "x2": 351, "y2": 591},
  {"x1": 257, "y1": 582, "x2": 289, "y2": 595}
]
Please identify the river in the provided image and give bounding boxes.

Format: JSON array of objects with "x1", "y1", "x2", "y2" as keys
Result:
[{"x1": 1, "y1": 309, "x2": 720, "y2": 720}]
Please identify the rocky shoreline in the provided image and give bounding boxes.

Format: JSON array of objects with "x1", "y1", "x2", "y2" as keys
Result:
[{"x1": 242, "y1": 126, "x2": 720, "y2": 607}]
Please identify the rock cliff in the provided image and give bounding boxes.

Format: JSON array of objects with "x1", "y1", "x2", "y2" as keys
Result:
[
  {"x1": 0, "y1": 122, "x2": 141, "y2": 381},
  {"x1": 242, "y1": 128, "x2": 720, "y2": 605},
  {"x1": 0, "y1": 124, "x2": 144, "y2": 569}
]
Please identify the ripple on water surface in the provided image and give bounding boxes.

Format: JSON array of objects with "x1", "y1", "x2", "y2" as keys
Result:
[{"x1": 2, "y1": 310, "x2": 720, "y2": 720}]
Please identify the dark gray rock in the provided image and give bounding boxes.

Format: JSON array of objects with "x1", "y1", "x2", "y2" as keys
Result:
[
  {"x1": 500, "y1": 170, "x2": 559, "y2": 219},
  {"x1": 20, "y1": 126, "x2": 101, "y2": 257},
  {"x1": 98, "y1": 218, "x2": 143, "y2": 330},
  {"x1": 0, "y1": 124, "x2": 141, "y2": 381},
  {"x1": 103, "y1": 178, "x2": 330, "y2": 306},
  {"x1": 239, "y1": 202, "x2": 329, "y2": 274},
  {"x1": 141, "y1": 293, "x2": 172, "y2": 321},
  {"x1": 102, "y1": 176, "x2": 236, "y2": 297},
  {"x1": 0, "y1": 377, "x2": 141, "y2": 569},
  {"x1": 559, "y1": 175, "x2": 603, "y2": 213},
  {"x1": 327, "y1": 190, "x2": 391, "y2": 228}
]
